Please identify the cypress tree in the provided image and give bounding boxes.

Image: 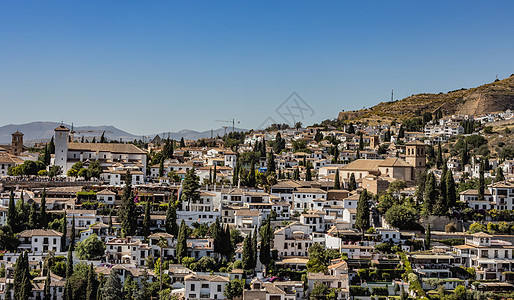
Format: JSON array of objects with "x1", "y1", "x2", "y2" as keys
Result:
[
  {"x1": 252, "y1": 227, "x2": 258, "y2": 269},
  {"x1": 7, "y1": 190, "x2": 17, "y2": 232},
  {"x1": 461, "y1": 141, "x2": 469, "y2": 166},
  {"x1": 213, "y1": 164, "x2": 217, "y2": 183},
  {"x1": 305, "y1": 166, "x2": 312, "y2": 181},
  {"x1": 293, "y1": 167, "x2": 300, "y2": 181},
  {"x1": 14, "y1": 252, "x2": 31, "y2": 300},
  {"x1": 398, "y1": 125, "x2": 405, "y2": 139},
  {"x1": 224, "y1": 225, "x2": 233, "y2": 257},
  {"x1": 176, "y1": 220, "x2": 188, "y2": 262},
  {"x1": 43, "y1": 269, "x2": 51, "y2": 300},
  {"x1": 446, "y1": 169, "x2": 457, "y2": 209},
  {"x1": 49, "y1": 137, "x2": 55, "y2": 154},
  {"x1": 259, "y1": 219, "x2": 272, "y2": 272},
  {"x1": 108, "y1": 212, "x2": 113, "y2": 235},
  {"x1": 359, "y1": 131, "x2": 364, "y2": 150},
  {"x1": 86, "y1": 263, "x2": 96, "y2": 300},
  {"x1": 40, "y1": 188, "x2": 48, "y2": 228},
  {"x1": 63, "y1": 278, "x2": 73, "y2": 300},
  {"x1": 61, "y1": 213, "x2": 67, "y2": 251},
  {"x1": 120, "y1": 170, "x2": 136, "y2": 237},
  {"x1": 165, "y1": 200, "x2": 178, "y2": 236},
  {"x1": 232, "y1": 160, "x2": 239, "y2": 186},
  {"x1": 422, "y1": 173, "x2": 437, "y2": 216},
  {"x1": 142, "y1": 200, "x2": 151, "y2": 237},
  {"x1": 436, "y1": 142, "x2": 443, "y2": 169},
  {"x1": 248, "y1": 163, "x2": 256, "y2": 187},
  {"x1": 242, "y1": 233, "x2": 254, "y2": 271},
  {"x1": 334, "y1": 169, "x2": 341, "y2": 189},
  {"x1": 28, "y1": 202, "x2": 37, "y2": 229},
  {"x1": 332, "y1": 145, "x2": 339, "y2": 163},
  {"x1": 158, "y1": 157, "x2": 164, "y2": 177},
  {"x1": 66, "y1": 247, "x2": 73, "y2": 279},
  {"x1": 267, "y1": 150, "x2": 276, "y2": 174},
  {"x1": 478, "y1": 160, "x2": 485, "y2": 201},
  {"x1": 70, "y1": 216, "x2": 76, "y2": 250},
  {"x1": 348, "y1": 173, "x2": 357, "y2": 191},
  {"x1": 355, "y1": 190, "x2": 370, "y2": 233},
  {"x1": 212, "y1": 217, "x2": 222, "y2": 255}
]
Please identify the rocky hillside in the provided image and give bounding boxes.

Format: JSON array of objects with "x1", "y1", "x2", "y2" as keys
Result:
[{"x1": 338, "y1": 75, "x2": 514, "y2": 122}]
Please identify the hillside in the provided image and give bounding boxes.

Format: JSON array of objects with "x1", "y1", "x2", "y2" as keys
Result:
[{"x1": 338, "y1": 75, "x2": 514, "y2": 122}]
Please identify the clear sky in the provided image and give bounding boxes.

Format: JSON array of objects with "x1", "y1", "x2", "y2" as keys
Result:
[{"x1": 1, "y1": 1, "x2": 514, "y2": 135}]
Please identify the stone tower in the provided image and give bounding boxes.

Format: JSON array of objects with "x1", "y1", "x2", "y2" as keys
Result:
[
  {"x1": 405, "y1": 140, "x2": 426, "y2": 180},
  {"x1": 10, "y1": 131, "x2": 24, "y2": 156},
  {"x1": 54, "y1": 125, "x2": 70, "y2": 173},
  {"x1": 370, "y1": 135, "x2": 379, "y2": 149}
]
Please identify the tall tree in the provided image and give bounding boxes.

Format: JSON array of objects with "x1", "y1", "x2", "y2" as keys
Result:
[
  {"x1": 425, "y1": 224, "x2": 431, "y2": 250},
  {"x1": 355, "y1": 190, "x2": 370, "y2": 233},
  {"x1": 292, "y1": 167, "x2": 300, "y2": 181},
  {"x1": 422, "y1": 173, "x2": 437, "y2": 216},
  {"x1": 436, "y1": 142, "x2": 443, "y2": 169},
  {"x1": 213, "y1": 164, "x2": 217, "y2": 183},
  {"x1": 445, "y1": 169, "x2": 457, "y2": 209},
  {"x1": 248, "y1": 163, "x2": 256, "y2": 187},
  {"x1": 398, "y1": 125, "x2": 405, "y2": 139},
  {"x1": 43, "y1": 268, "x2": 51, "y2": 300},
  {"x1": 99, "y1": 131, "x2": 106, "y2": 143},
  {"x1": 176, "y1": 220, "x2": 188, "y2": 262},
  {"x1": 181, "y1": 168, "x2": 200, "y2": 210},
  {"x1": 120, "y1": 170, "x2": 136, "y2": 237},
  {"x1": 69, "y1": 216, "x2": 76, "y2": 250},
  {"x1": 165, "y1": 200, "x2": 178, "y2": 236},
  {"x1": 305, "y1": 166, "x2": 312, "y2": 181},
  {"x1": 267, "y1": 150, "x2": 276, "y2": 174},
  {"x1": 61, "y1": 213, "x2": 67, "y2": 251},
  {"x1": 40, "y1": 188, "x2": 48, "y2": 228},
  {"x1": 142, "y1": 200, "x2": 151, "y2": 237},
  {"x1": 66, "y1": 247, "x2": 73, "y2": 279},
  {"x1": 101, "y1": 269, "x2": 123, "y2": 300},
  {"x1": 28, "y1": 202, "x2": 37, "y2": 229},
  {"x1": 252, "y1": 227, "x2": 258, "y2": 269},
  {"x1": 478, "y1": 160, "x2": 485, "y2": 201},
  {"x1": 358, "y1": 131, "x2": 364, "y2": 150},
  {"x1": 7, "y1": 190, "x2": 16, "y2": 232},
  {"x1": 14, "y1": 252, "x2": 31, "y2": 300},
  {"x1": 259, "y1": 218, "x2": 272, "y2": 272},
  {"x1": 242, "y1": 233, "x2": 254, "y2": 271},
  {"x1": 334, "y1": 169, "x2": 341, "y2": 189},
  {"x1": 86, "y1": 264, "x2": 96, "y2": 300},
  {"x1": 63, "y1": 278, "x2": 73, "y2": 300},
  {"x1": 232, "y1": 159, "x2": 239, "y2": 186},
  {"x1": 158, "y1": 157, "x2": 164, "y2": 177},
  {"x1": 348, "y1": 173, "x2": 357, "y2": 191}
]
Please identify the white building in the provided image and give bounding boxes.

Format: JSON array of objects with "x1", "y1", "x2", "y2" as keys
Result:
[
  {"x1": 17, "y1": 229, "x2": 62, "y2": 253},
  {"x1": 184, "y1": 274, "x2": 229, "y2": 300}
]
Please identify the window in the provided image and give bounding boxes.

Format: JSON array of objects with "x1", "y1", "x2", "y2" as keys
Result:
[
  {"x1": 190, "y1": 284, "x2": 196, "y2": 291},
  {"x1": 201, "y1": 284, "x2": 209, "y2": 289},
  {"x1": 217, "y1": 285, "x2": 222, "y2": 292}
]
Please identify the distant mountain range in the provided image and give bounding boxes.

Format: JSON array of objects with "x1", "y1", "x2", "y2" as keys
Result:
[{"x1": 0, "y1": 122, "x2": 246, "y2": 145}]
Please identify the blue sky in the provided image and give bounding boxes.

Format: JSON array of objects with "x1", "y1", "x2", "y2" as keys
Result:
[{"x1": 1, "y1": 1, "x2": 513, "y2": 135}]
